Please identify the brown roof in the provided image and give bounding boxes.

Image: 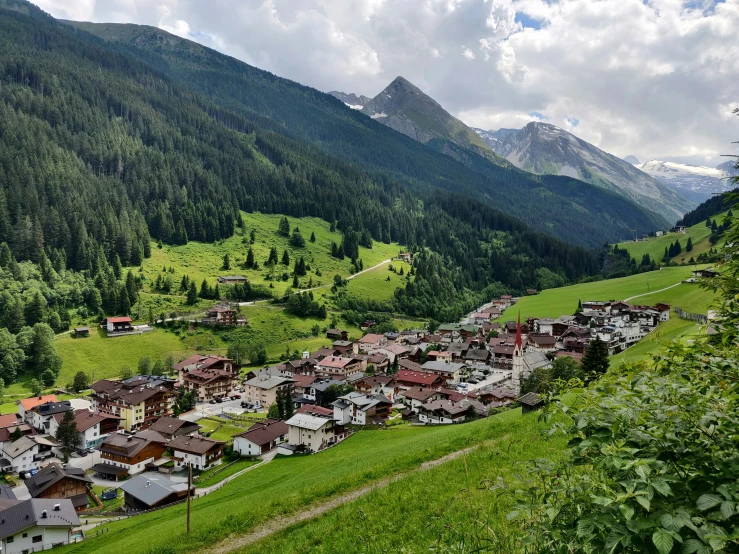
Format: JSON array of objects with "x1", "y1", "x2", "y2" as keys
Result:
[
  {"x1": 398, "y1": 359, "x2": 422, "y2": 372},
  {"x1": 174, "y1": 354, "x2": 233, "y2": 372},
  {"x1": 492, "y1": 345, "x2": 515, "y2": 355},
  {"x1": 149, "y1": 416, "x2": 201, "y2": 437},
  {"x1": 52, "y1": 409, "x2": 121, "y2": 432},
  {"x1": 291, "y1": 374, "x2": 318, "y2": 388},
  {"x1": 0, "y1": 415, "x2": 21, "y2": 429},
  {"x1": 235, "y1": 419, "x2": 288, "y2": 446},
  {"x1": 168, "y1": 435, "x2": 224, "y2": 455},
  {"x1": 402, "y1": 387, "x2": 441, "y2": 402},
  {"x1": 358, "y1": 334, "x2": 384, "y2": 344},
  {"x1": 98, "y1": 432, "x2": 165, "y2": 458},
  {"x1": 19, "y1": 395, "x2": 57, "y2": 411},
  {"x1": 528, "y1": 334, "x2": 558, "y2": 346},
  {"x1": 296, "y1": 405, "x2": 333, "y2": 417},
  {"x1": 397, "y1": 370, "x2": 442, "y2": 386}
]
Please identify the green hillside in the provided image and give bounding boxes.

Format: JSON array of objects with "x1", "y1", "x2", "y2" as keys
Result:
[
  {"x1": 60, "y1": 409, "x2": 563, "y2": 554},
  {"x1": 616, "y1": 211, "x2": 731, "y2": 264}
]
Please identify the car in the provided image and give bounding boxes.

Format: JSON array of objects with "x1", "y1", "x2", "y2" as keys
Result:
[
  {"x1": 240, "y1": 401, "x2": 251, "y2": 408},
  {"x1": 76, "y1": 449, "x2": 88, "y2": 457},
  {"x1": 209, "y1": 399, "x2": 217, "y2": 404},
  {"x1": 467, "y1": 378, "x2": 479, "y2": 384},
  {"x1": 86, "y1": 447, "x2": 96, "y2": 454},
  {"x1": 230, "y1": 394, "x2": 241, "y2": 400}
]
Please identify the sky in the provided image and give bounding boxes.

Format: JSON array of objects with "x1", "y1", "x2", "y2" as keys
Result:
[{"x1": 31, "y1": 0, "x2": 739, "y2": 167}]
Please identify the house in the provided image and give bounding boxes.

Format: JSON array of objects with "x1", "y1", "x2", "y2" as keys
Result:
[
  {"x1": 0, "y1": 415, "x2": 34, "y2": 451},
  {"x1": 420, "y1": 361, "x2": 466, "y2": 382},
  {"x1": 0, "y1": 498, "x2": 81, "y2": 553},
  {"x1": 18, "y1": 395, "x2": 58, "y2": 423},
  {"x1": 314, "y1": 356, "x2": 364, "y2": 379},
  {"x1": 307, "y1": 380, "x2": 347, "y2": 407},
  {"x1": 200, "y1": 306, "x2": 241, "y2": 327},
  {"x1": 93, "y1": 431, "x2": 167, "y2": 479},
  {"x1": 332, "y1": 393, "x2": 392, "y2": 425},
  {"x1": 2, "y1": 436, "x2": 50, "y2": 474},
  {"x1": 492, "y1": 344, "x2": 515, "y2": 369},
  {"x1": 359, "y1": 320, "x2": 377, "y2": 331},
  {"x1": 148, "y1": 416, "x2": 201, "y2": 441},
  {"x1": 49, "y1": 410, "x2": 122, "y2": 450},
  {"x1": 416, "y1": 398, "x2": 487, "y2": 424},
  {"x1": 233, "y1": 419, "x2": 288, "y2": 456},
  {"x1": 357, "y1": 333, "x2": 386, "y2": 353},
  {"x1": 312, "y1": 347, "x2": 339, "y2": 360},
  {"x1": 175, "y1": 355, "x2": 239, "y2": 402},
  {"x1": 363, "y1": 353, "x2": 390, "y2": 373},
  {"x1": 30, "y1": 401, "x2": 72, "y2": 434},
  {"x1": 326, "y1": 329, "x2": 348, "y2": 341},
  {"x1": 90, "y1": 376, "x2": 175, "y2": 432},
  {"x1": 400, "y1": 387, "x2": 444, "y2": 409},
  {"x1": 398, "y1": 359, "x2": 423, "y2": 372},
  {"x1": 370, "y1": 343, "x2": 411, "y2": 363},
  {"x1": 243, "y1": 374, "x2": 294, "y2": 408},
  {"x1": 120, "y1": 474, "x2": 193, "y2": 512},
  {"x1": 464, "y1": 348, "x2": 490, "y2": 364},
  {"x1": 526, "y1": 288, "x2": 538, "y2": 295},
  {"x1": 426, "y1": 350, "x2": 452, "y2": 363},
  {"x1": 396, "y1": 369, "x2": 445, "y2": 389},
  {"x1": 167, "y1": 435, "x2": 224, "y2": 471},
  {"x1": 518, "y1": 392, "x2": 544, "y2": 414},
  {"x1": 73, "y1": 327, "x2": 89, "y2": 338},
  {"x1": 527, "y1": 334, "x2": 559, "y2": 353},
  {"x1": 693, "y1": 268, "x2": 719, "y2": 278},
  {"x1": 217, "y1": 275, "x2": 248, "y2": 285},
  {"x1": 25, "y1": 463, "x2": 92, "y2": 512},
  {"x1": 331, "y1": 340, "x2": 354, "y2": 355},
  {"x1": 353, "y1": 375, "x2": 399, "y2": 401},
  {"x1": 101, "y1": 316, "x2": 133, "y2": 334},
  {"x1": 285, "y1": 409, "x2": 343, "y2": 453}
]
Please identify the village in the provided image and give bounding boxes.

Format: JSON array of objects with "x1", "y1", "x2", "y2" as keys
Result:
[{"x1": 0, "y1": 293, "x2": 671, "y2": 552}]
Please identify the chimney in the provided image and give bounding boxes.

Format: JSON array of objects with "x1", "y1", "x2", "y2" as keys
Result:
[
  {"x1": 41, "y1": 510, "x2": 47, "y2": 518},
  {"x1": 53, "y1": 504, "x2": 60, "y2": 511}
]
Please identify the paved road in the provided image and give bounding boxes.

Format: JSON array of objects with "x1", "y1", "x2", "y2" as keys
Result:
[{"x1": 179, "y1": 397, "x2": 259, "y2": 423}]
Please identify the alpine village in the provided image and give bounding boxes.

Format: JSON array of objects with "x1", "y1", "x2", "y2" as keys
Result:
[{"x1": 0, "y1": 1, "x2": 736, "y2": 553}]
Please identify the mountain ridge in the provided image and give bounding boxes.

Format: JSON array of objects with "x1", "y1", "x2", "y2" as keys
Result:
[
  {"x1": 476, "y1": 122, "x2": 694, "y2": 222},
  {"x1": 637, "y1": 159, "x2": 735, "y2": 204}
]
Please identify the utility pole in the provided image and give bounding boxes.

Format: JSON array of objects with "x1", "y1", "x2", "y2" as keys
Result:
[{"x1": 187, "y1": 461, "x2": 192, "y2": 535}]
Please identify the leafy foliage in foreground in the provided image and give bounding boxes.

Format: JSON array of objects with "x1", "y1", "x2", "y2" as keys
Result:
[{"x1": 496, "y1": 189, "x2": 739, "y2": 553}]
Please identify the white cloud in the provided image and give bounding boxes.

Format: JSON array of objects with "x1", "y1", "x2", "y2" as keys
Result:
[{"x1": 28, "y1": 0, "x2": 739, "y2": 166}]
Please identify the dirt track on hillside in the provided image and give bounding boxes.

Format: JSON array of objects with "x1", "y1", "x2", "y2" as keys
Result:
[{"x1": 203, "y1": 444, "x2": 480, "y2": 554}]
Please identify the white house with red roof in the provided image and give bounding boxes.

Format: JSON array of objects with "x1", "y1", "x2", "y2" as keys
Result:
[
  {"x1": 17, "y1": 395, "x2": 57, "y2": 423},
  {"x1": 357, "y1": 333, "x2": 386, "y2": 353}
]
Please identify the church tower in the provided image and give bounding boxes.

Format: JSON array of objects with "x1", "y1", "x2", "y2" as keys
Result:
[{"x1": 512, "y1": 312, "x2": 524, "y2": 390}]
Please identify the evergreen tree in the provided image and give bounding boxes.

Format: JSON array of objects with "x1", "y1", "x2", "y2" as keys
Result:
[
  {"x1": 55, "y1": 409, "x2": 80, "y2": 461},
  {"x1": 582, "y1": 336, "x2": 609, "y2": 378},
  {"x1": 24, "y1": 292, "x2": 45, "y2": 327},
  {"x1": 292, "y1": 275, "x2": 299, "y2": 288},
  {"x1": 267, "y1": 246, "x2": 278, "y2": 265},
  {"x1": 200, "y1": 279, "x2": 211, "y2": 298},
  {"x1": 390, "y1": 356, "x2": 399, "y2": 374},
  {"x1": 281, "y1": 250, "x2": 290, "y2": 266},
  {"x1": 138, "y1": 356, "x2": 153, "y2": 375},
  {"x1": 686, "y1": 237, "x2": 693, "y2": 252},
  {"x1": 246, "y1": 247, "x2": 255, "y2": 268},
  {"x1": 10, "y1": 426, "x2": 23, "y2": 442},
  {"x1": 187, "y1": 281, "x2": 198, "y2": 304},
  {"x1": 290, "y1": 228, "x2": 305, "y2": 247},
  {"x1": 41, "y1": 369, "x2": 56, "y2": 387},
  {"x1": 278, "y1": 216, "x2": 290, "y2": 237},
  {"x1": 310, "y1": 231, "x2": 316, "y2": 243},
  {"x1": 223, "y1": 253, "x2": 231, "y2": 270},
  {"x1": 250, "y1": 229, "x2": 256, "y2": 243},
  {"x1": 283, "y1": 388, "x2": 294, "y2": 419}
]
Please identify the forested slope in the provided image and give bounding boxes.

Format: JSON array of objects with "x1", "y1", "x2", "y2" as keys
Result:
[{"x1": 65, "y1": 19, "x2": 669, "y2": 245}]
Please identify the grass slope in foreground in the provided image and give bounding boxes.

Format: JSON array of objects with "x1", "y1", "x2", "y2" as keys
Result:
[
  {"x1": 60, "y1": 411, "x2": 561, "y2": 554},
  {"x1": 237, "y1": 409, "x2": 566, "y2": 554}
]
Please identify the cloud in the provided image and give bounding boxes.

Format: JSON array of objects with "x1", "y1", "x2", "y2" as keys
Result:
[{"x1": 29, "y1": 0, "x2": 739, "y2": 165}]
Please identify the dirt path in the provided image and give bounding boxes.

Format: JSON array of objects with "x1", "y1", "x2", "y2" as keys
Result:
[
  {"x1": 624, "y1": 281, "x2": 682, "y2": 302},
  {"x1": 203, "y1": 444, "x2": 479, "y2": 554}
]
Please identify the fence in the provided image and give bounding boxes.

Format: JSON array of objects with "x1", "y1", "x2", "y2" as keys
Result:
[{"x1": 674, "y1": 306, "x2": 708, "y2": 324}]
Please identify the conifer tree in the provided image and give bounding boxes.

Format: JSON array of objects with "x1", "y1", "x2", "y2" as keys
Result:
[
  {"x1": 582, "y1": 336, "x2": 609, "y2": 378},
  {"x1": 246, "y1": 247, "x2": 255, "y2": 268},
  {"x1": 310, "y1": 231, "x2": 316, "y2": 243},
  {"x1": 187, "y1": 281, "x2": 198, "y2": 304},
  {"x1": 281, "y1": 250, "x2": 290, "y2": 266},
  {"x1": 56, "y1": 409, "x2": 80, "y2": 462},
  {"x1": 278, "y1": 216, "x2": 290, "y2": 237},
  {"x1": 686, "y1": 237, "x2": 693, "y2": 252}
]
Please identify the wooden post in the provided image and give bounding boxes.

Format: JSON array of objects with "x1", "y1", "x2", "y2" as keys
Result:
[{"x1": 187, "y1": 461, "x2": 192, "y2": 535}]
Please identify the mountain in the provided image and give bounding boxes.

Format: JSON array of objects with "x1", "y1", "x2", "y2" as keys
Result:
[
  {"x1": 623, "y1": 155, "x2": 640, "y2": 165},
  {"x1": 327, "y1": 91, "x2": 371, "y2": 110},
  {"x1": 717, "y1": 159, "x2": 739, "y2": 176},
  {"x1": 676, "y1": 187, "x2": 738, "y2": 228},
  {"x1": 476, "y1": 122, "x2": 694, "y2": 223},
  {"x1": 61, "y1": 22, "x2": 667, "y2": 247},
  {"x1": 360, "y1": 77, "x2": 507, "y2": 166},
  {"x1": 637, "y1": 159, "x2": 734, "y2": 205}
]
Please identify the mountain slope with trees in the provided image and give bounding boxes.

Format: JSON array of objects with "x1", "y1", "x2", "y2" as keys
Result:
[{"x1": 65, "y1": 19, "x2": 667, "y2": 246}]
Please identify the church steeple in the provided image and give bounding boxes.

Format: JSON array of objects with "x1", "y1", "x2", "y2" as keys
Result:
[{"x1": 512, "y1": 311, "x2": 524, "y2": 390}]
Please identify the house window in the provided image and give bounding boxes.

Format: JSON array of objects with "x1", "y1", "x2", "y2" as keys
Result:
[
  {"x1": 7, "y1": 536, "x2": 13, "y2": 543},
  {"x1": 32, "y1": 535, "x2": 42, "y2": 543},
  {"x1": 22, "y1": 533, "x2": 28, "y2": 538}
]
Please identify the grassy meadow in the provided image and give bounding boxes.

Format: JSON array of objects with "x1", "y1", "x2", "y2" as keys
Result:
[
  {"x1": 617, "y1": 210, "x2": 731, "y2": 264},
  {"x1": 60, "y1": 410, "x2": 561, "y2": 554},
  {"x1": 237, "y1": 409, "x2": 565, "y2": 554},
  {"x1": 133, "y1": 212, "x2": 403, "y2": 303}
]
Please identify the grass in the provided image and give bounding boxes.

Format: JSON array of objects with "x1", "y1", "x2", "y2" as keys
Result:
[
  {"x1": 499, "y1": 265, "x2": 708, "y2": 322},
  {"x1": 197, "y1": 417, "x2": 249, "y2": 443},
  {"x1": 194, "y1": 459, "x2": 260, "y2": 488},
  {"x1": 617, "y1": 210, "x2": 731, "y2": 264},
  {"x1": 236, "y1": 409, "x2": 566, "y2": 553},
  {"x1": 133, "y1": 212, "x2": 403, "y2": 302},
  {"x1": 60, "y1": 414, "x2": 541, "y2": 554},
  {"x1": 342, "y1": 261, "x2": 411, "y2": 302},
  {"x1": 55, "y1": 327, "x2": 191, "y2": 386}
]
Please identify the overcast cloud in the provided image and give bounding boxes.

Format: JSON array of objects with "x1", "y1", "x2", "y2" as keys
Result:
[{"x1": 32, "y1": 0, "x2": 739, "y2": 166}]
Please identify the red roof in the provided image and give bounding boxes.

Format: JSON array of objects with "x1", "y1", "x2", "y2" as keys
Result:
[
  {"x1": 107, "y1": 316, "x2": 132, "y2": 323},
  {"x1": 19, "y1": 395, "x2": 58, "y2": 411},
  {"x1": 296, "y1": 405, "x2": 333, "y2": 417},
  {"x1": 0, "y1": 414, "x2": 21, "y2": 428},
  {"x1": 397, "y1": 370, "x2": 441, "y2": 386}
]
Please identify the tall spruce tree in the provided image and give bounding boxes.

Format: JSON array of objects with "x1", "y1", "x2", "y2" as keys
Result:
[
  {"x1": 56, "y1": 409, "x2": 80, "y2": 461},
  {"x1": 582, "y1": 336, "x2": 609, "y2": 378}
]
